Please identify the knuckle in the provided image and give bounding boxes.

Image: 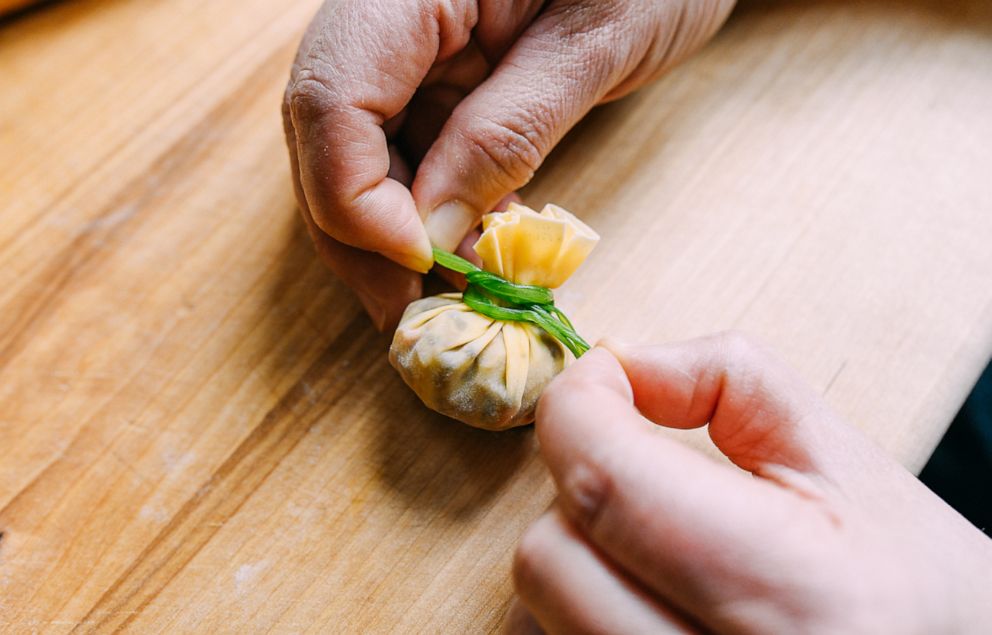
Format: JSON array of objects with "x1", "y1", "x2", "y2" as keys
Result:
[
  {"x1": 511, "y1": 514, "x2": 558, "y2": 595},
  {"x1": 287, "y1": 71, "x2": 337, "y2": 121},
  {"x1": 711, "y1": 330, "x2": 784, "y2": 411},
  {"x1": 281, "y1": 84, "x2": 296, "y2": 135},
  {"x1": 458, "y1": 115, "x2": 548, "y2": 189},
  {"x1": 716, "y1": 330, "x2": 769, "y2": 366},
  {"x1": 559, "y1": 458, "x2": 611, "y2": 530}
]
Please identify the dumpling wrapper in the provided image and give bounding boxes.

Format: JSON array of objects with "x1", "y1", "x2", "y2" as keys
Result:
[
  {"x1": 389, "y1": 203, "x2": 597, "y2": 430},
  {"x1": 473, "y1": 202, "x2": 599, "y2": 288},
  {"x1": 389, "y1": 294, "x2": 568, "y2": 430}
]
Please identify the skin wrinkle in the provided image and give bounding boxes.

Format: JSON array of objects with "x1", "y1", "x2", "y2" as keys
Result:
[
  {"x1": 666, "y1": 0, "x2": 698, "y2": 67},
  {"x1": 291, "y1": 82, "x2": 430, "y2": 267},
  {"x1": 551, "y1": 371, "x2": 695, "y2": 541},
  {"x1": 454, "y1": 121, "x2": 542, "y2": 189},
  {"x1": 667, "y1": 1, "x2": 715, "y2": 72},
  {"x1": 292, "y1": 109, "x2": 388, "y2": 237},
  {"x1": 602, "y1": 14, "x2": 664, "y2": 100},
  {"x1": 567, "y1": 517, "x2": 701, "y2": 634},
  {"x1": 712, "y1": 395, "x2": 796, "y2": 469},
  {"x1": 358, "y1": 67, "x2": 424, "y2": 111},
  {"x1": 470, "y1": 106, "x2": 553, "y2": 168},
  {"x1": 682, "y1": 363, "x2": 721, "y2": 426},
  {"x1": 285, "y1": 0, "x2": 746, "y2": 329},
  {"x1": 531, "y1": 8, "x2": 632, "y2": 88},
  {"x1": 514, "y1": 507, "x2": 699, "y2": 633},
  {"x1": 750, "y1": 462, "x2": 842, "y2": 524},
  {"x1": 541, "y1": 0, "x2": 628, "y2": 39},
  {"x1": 615, "y1": 1, "x2": 734, "y2": 99},
  {"x1": 474, "y1": 0, "x2": 546, "y2": 63},
  {"x1": 472, "y1": 50, "x2": 595, "y2": 145},
  {"x1": 706, "y1": 338, "x2": 815, "y2": 467},
  {"x1": 308, "y1": 16, "x2": 415, "y2": 90},
  {"x1": 432, "y1": 0, "x2": 478, "y2": 61},
  {"x1": 561, "y1": 445, "x2": 733, "y2": 624}
]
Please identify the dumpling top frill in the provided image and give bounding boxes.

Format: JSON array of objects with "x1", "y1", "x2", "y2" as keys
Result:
[{"x1": 472, "y1": 203, "x2": 599, "y2": 289}]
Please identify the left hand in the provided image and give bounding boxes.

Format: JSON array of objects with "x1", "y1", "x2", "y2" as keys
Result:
[{"x1": 282, "y1": 0, "x2": 735, "y2": 329}]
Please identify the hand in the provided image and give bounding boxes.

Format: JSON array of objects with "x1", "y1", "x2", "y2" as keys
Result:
[
  {"x1": 282, "y1": 0, "x2": 735, "y2": 329},
  {"x1": 506, "y1": 333, "x2": 992, "y2": 634}
]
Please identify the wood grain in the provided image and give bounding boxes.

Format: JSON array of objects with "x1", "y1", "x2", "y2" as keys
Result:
[{"x1": 1, "y1": 0, "x2": 990, "y2": 632}]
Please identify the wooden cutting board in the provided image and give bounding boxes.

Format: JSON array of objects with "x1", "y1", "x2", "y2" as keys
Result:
[{"x1": 2, "y1": 0, "x2": 991, "y2": 631}]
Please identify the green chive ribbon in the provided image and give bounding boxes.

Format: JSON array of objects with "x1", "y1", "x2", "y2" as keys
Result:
[{"x1": 432, "y1": 248, "x2": 590, "y2": 358}]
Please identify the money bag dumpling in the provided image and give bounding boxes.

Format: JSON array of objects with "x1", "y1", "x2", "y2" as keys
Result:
[{"x1": 389, "y1": 203, "x2": 599, "y2": 430}]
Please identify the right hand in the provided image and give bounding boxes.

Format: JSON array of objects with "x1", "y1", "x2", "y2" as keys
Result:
[
  {"x1": 282, "y1": 0, "x2": 734, "y2": 330},
  {"x1": 506, "y1": 334, "x2": 992, "y2": 634}
]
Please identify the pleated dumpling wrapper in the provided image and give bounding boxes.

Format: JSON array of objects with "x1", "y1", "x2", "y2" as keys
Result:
[{"x1": 389, "y1": 203, "x2": 600, "y2": 430}]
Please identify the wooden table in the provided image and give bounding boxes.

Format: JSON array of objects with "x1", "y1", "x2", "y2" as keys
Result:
[{"x1": 2, "y1": 0, "x2": 991, "y2": 631}]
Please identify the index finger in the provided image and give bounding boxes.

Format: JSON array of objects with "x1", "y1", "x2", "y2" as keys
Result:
[
  {"x1": 535, "y1": 346, "x2": 841, "y2": 631},
  {"x1": 284, "y1": 0, "x2": 478, "y2": 271}
]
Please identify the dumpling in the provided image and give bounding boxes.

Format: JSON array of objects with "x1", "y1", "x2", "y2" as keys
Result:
[
  {"x1": 389, "y1": 294, "x2": 567, "y2": 430},
  {"x1": 389, "y1": 203, "x2": 599, "y2": 431}
]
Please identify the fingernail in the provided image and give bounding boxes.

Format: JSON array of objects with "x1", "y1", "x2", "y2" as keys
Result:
[
  {"x1": 425, "y1": 200, "x2": 478, "y2": 252},
  {"x1": 380, "y1": 243, "x2": 433, "y2": 274},
  {"x1": 355, "y1": 290, "x2": 388, "y2": 332},
  {"x1": 598, "y1": 337, "x2": 630, "y2": 354}
]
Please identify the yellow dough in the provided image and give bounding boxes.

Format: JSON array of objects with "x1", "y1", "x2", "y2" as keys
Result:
[
  {"x1": 389, "y1": 203, "x2": 599, "y2": 430},
  {"x1": 389, "y1": 294, "x2": 568, "y2": 430},
  {"x1": 473, "y1": 203, "x2": 599, "y2": 289}
]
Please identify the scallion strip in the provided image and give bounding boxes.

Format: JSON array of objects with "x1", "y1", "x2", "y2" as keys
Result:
[
  {"x1": 431, "y1": 248, "x2": 478, "y2": 275},
  {"x1": 466, "y1": 271, "x2": 554, "y2": 305},
  {"x1": 433, "y1": 247, "x2": 590, "y2": 358}
]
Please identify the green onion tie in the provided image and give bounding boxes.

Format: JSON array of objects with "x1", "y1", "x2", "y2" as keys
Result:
[{"x1": 432, "y1": 248, "x2": 590, "y2": 358}]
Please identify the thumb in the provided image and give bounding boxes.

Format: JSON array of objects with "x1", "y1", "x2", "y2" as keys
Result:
[
  {"x1": 601, "y1": 333, "x2": 880, "y2": 486},
  {"x1": 535, "y1": 345, "x2": 838, "y2": 630},
  {"x1": 412, "y1": 1, "x2": 652, "y2": 250}
]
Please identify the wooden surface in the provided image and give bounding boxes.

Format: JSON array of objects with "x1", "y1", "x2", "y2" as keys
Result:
[{"x1": 2, "y1": 0, "x2": 991, "y2": 632}]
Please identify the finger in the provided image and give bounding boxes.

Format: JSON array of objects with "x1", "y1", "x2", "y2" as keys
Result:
[
  {"x1": 307, "y1": 227, "x2": 421, "y2": 332},
  {"x1": 433, "y1": 228, "x2": 482, "y2": 291},
  {"x1": 512, "y1": 507, "x2": 699, "y2": 635},
  {"x1": 474, "y1": 0, "x2": 546, "y2": 64},
  {"x1": 401, "y1": 43, "x2": 489, "y2": 166},
  {"x1": 535, "y1": 347, "x2": 839, "y2": 629},
  {"x1": 387, "y1": 144, "x2": 413, "y2": 186},
  {"x1": 502, "y1": 600, "x2": 543, "y2": 635},
  {"x1": 601, "y1": 333, "x2": 878, "y2": 483},
  {"x1": 285, "y1": 0, "x2": 480, "y2": 271},
  {"x1": 414, "y1": 0, "x2": 654, "y2": 249},
  {"x1": 283, "y1": 96, "x2": 420, "y2": 330},
  {"x1": 494, "y1": 191, "x2": 525, "y2": 212},
  {"x1": 399, "y1": 4, "x2": 542, "y2": 168},
  {"x1": 432, "y1": 192, "x2": 519, "y2": 289}
]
